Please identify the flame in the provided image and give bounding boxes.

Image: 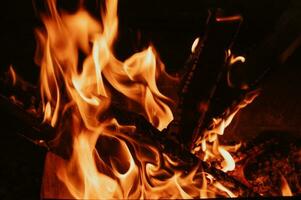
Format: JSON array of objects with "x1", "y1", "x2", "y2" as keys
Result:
[
  {"x1": 280, "y1": 175, "x2": 293, "y2": 196},
  {"x1": 227, "y1": 49, "x2": 245, "y2": 65},
  {"x1": 189, "y1": 44, "x2": 253, "y2": 173},
  {"x1": 226, "y1": 49, "x2": 247, "y2": 89},
  {"x1": 43, "y1": 101, "x2": 52, "y2": 124},
  {"x1": 193, "y1": 91, "x2": 258, "y2": 172},
  {"x1": 35, "y1": 0, "x2": 245, "y2": 198},
  {"x1": 191, "y1": 37, "x2": 200, "y2": 53},
  {"x1": 8, "y1": 65, "x2": 17, "y2": 86}
]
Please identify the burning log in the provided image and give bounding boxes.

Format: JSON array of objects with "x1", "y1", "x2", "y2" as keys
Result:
[
  {"x1": 3, "y1": 0, "x2": 300, "y2": 198},
  {"x1": 0, "y1": 6, "x2": 261, "y2": 198},
  {"x1": 98, "y1": 106, "x2": 260, "y2": 197},
  {"x1": 170, "y1": 0, "x2": 301, "y2": 155},
  {"x1": 175, "y1": 10, "x2": 245, "y2": 148},
  {"x1": 0, "y1": 86, "x2": 258, "y2": 196}
]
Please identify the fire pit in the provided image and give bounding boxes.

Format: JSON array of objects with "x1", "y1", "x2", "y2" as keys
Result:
[{"x1": 0, "y1": 0, "x2": 301, "y2": 198}]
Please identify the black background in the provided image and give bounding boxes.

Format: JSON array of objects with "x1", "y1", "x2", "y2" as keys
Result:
[{"x1": 0, "y1": 0, "x2": 300, "y2": 199}]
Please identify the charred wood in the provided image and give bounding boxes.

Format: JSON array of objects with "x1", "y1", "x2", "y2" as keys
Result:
[
  {"x1": 0, "y1": 86, "x2": 258, "y2": 196},
  {"x1": 169, "y1": 10, "x2": 245, "y2": 150},
  {"x1": 170, "y1": 1, "x2": 301, "y2": 153}
]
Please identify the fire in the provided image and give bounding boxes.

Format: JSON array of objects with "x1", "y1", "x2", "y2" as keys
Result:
[
  {"x1": 191, "y1": 37, "x2": 200, "y2": 53},
  {"x1": 8, "y1": 65, "x2": 17, "y2": 86},
  {"x1": 280, "y1": 175, "x2": 293, "y2": 196},
  {"x1": 226, "y1": 49, "x2": 247, "y2": 89},
  {"x1": 35, "y1": 0, "x2": 246, "y2": 198},
  {"x1": 192, "y1": 85, "x2": 258, "y2": 172}
]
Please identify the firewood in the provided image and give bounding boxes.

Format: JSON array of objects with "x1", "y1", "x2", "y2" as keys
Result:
[
  {"x1": 0, "y1": 87, "x2": 258, "y2": 196},
  {"x1": 170, "y1": 9, "x2": 246, "y2": 150},
  {"x1": 169, "y1": 2, "x2": 301, "y2": 153}
]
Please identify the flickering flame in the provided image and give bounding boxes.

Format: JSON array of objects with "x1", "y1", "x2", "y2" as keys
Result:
[
  {"x1": 43, "y1": 101, "x2": 52, "y2": 124},
  {"x1": 218, "y1": 146, "x2": 235, "y2": 172},
  {"x1": 36, "y1": 0, "x2": 241, "y2": 198},
  {"x1": 190, "y1": 50, "x2": 258, "y2": 173},
  {"x1": 8, "y1": 65, "x2": 17, "y2": 86},
  {"x1": 227, "y1": 49, "x2": 245, "y2": 65},
  {"x1": 280, "y1": 175, "x2": 293, "y2": 196},
  {"x1": 193, "y1": 91, "x2": 258, "y2": 172},
  {"x1": 191, "y1": 37, "x2": 200, "y2": 53},
  {"x1": 226, "y1": 49, "x2": 247, "y2": 89}
]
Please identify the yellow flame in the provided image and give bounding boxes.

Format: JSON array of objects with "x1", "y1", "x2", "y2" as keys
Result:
[
  {"x1": 226, "y1": 49, "x2": 247, "y2": 89},
  {"x1": 227, "y1": 49, "x2": 245, "y2": 65},
  {"x1": 43, "y1": 101, "x2": 52, "y2": 123},
  {"x1": 218, "y1": 146, "x2": 235, "y2": 172},
  {"x1": 191, "y1": 37, "x2": 200, "y2": 53}
]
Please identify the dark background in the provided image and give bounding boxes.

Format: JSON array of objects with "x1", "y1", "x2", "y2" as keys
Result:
[{"x1": 0, "y1": 0, "x2": 300, "y2": 199}]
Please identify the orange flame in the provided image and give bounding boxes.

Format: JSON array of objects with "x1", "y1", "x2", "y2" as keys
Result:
[
  {"x1": 193, "y1": 91, "x2": 258, "y2": 172},
  {"x1": 35, "y1": 0, "x2": 247, "y2": 198},
  {"x1": 8, "y1": 65, "x2": 17, "y2": 86},
  {"x1": 280, "y1": 175, "x2": 293, "y2": 196}
]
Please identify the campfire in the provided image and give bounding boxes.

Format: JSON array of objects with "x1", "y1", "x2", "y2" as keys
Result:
[{"x1": 1, "y1": 0, "x2": 301, "y2": 198}]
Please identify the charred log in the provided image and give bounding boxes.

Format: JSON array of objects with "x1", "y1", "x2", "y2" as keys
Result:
[
  {"x1": 170, "y1": 0, "x2": 301, "y2": 152},
  {"x1": 169, "y1": 9, "x2": 245, "y2": 150},
  {"x1": 0, "y1": 85, "x2": 258, "y2": 197}
]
